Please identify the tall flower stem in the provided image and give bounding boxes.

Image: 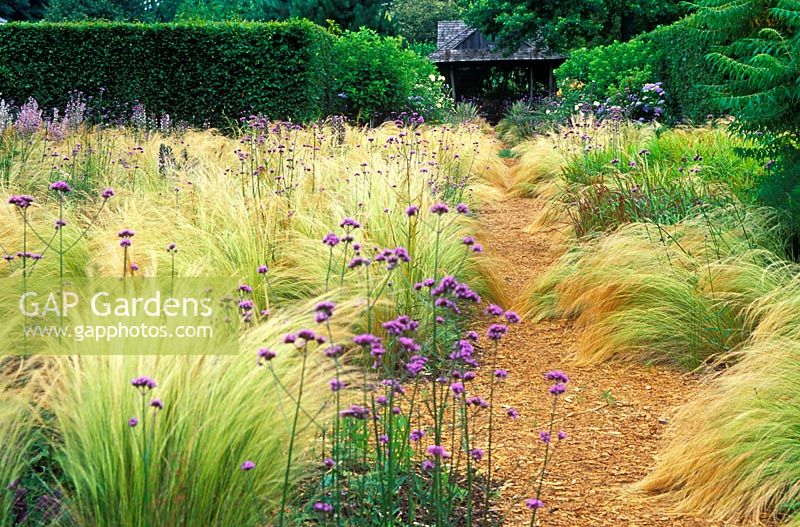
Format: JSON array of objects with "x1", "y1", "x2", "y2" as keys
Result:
[
  {"x1": 530, "y1": 394, "x2": 561, "y2": 527},
  {"x1": 278, "y1": 345, "x2": 309, "y2": 527}
]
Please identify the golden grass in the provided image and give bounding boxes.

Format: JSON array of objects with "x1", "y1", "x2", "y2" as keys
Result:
[
  {"x1": 522, "y1": 207, "x2": 788, "y2": 367},
  {"x1": 639, "y1": 337, "x2": 800, "y2": 523}
]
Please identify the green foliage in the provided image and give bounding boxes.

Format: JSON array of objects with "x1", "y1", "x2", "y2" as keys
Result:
[
  {"x1": 555, "y1": 39, "x2": 657, "y2": 96},
  {"x1": 330, "y1": 29, "x2": 450, "y2": 121},
  {"x1": 463, "y1": 0, "x2": 684, "y2": 52},
  {"x1": 644, "y1": 18, "x2": 719, "y2": 122},
  {"x1": 261, "y1": 0, "x2": 393, "y2": 32},
  {"x1": 0, "y1": 0, "x2": 47, "y2": 21},
  {"x1": 0, "y1": 20, "x2": 334, "y2": 126},
  {"x1": 689, "y1": 0, "x2": 800, "y2": 232},
  {"x1": 496, "y1": 101, "x2": 537, "y2": 144},
  {"x1": 387, "y1": 0, "x2": 462, "y2": 43}
]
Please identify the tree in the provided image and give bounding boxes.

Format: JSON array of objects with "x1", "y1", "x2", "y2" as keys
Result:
[
  {"x1": 461, "y1": 0, "x2": 684, "y2": 52},
  {"x1": 692, "y1": 0, "x2": 800, "y2": 227},
  {"x1": 0, "y1": 0, "x2": 48, "y2": 21},
  {"x1": 45, "y1": 0, "x2": 180, "y2": 21},
  {"x1": 388, "y1": 0, "x2": 462, "y2": 43},
  {"x1": 260, "y1": 0, "x2": 393, "y2": 33}
]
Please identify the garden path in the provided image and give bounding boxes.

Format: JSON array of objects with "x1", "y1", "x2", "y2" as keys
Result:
[{"x1": 474, "y1": 194, "x2": 743, "y2": 527}]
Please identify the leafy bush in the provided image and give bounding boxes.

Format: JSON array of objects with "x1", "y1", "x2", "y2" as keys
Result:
[
  {"x1": 0, "y1": 20, "x2": 334, "y2": 127},
  {"x1": 330, "y1": 29, "x2": 450, "y2": 122},
  {"x1": 555, "y1": 39, "x2": 658, "y2": 97}
]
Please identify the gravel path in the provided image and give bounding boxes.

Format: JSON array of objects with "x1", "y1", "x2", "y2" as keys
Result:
[{"x1": 473, "y1": 195, "x2": 743, "y2": 527}]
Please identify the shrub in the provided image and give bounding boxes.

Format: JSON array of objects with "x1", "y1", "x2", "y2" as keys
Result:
[
  {"x1": 0, "y1": 20, "x2": 334, "y2": 127},
  {"x1": 555, "y1": 39, "x2": 657, "y2": 97},
  {"x1": 330, "y1": 29, "x2": 450, "y2": 122}
]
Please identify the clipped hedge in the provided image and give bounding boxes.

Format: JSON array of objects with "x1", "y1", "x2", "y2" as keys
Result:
[{"x1": 0, "y1": 20, "x2": 334, "y2": 126}]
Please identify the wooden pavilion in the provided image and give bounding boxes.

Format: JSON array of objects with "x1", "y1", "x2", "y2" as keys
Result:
[{"x1": 429, "y1": 21, "x2": 565, "y2": 107}]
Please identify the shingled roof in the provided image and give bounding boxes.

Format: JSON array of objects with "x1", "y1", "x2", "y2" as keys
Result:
[{"x1": 429, "y1": 20, "x2": 564, "y2": 63}]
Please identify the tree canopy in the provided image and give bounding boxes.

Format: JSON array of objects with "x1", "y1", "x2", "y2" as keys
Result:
[{"x1": 462, "y1": 0, "x2": 684, "y2": 51}]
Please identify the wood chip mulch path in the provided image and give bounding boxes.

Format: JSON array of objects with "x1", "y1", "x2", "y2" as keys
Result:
[{"x1": 472, "y1": 196, "x2": 747, "y2": 527}]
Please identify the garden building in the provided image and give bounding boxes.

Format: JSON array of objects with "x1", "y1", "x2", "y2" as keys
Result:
[{"x1": 429, "y1": 20, "x2": 565, "y2": 118}]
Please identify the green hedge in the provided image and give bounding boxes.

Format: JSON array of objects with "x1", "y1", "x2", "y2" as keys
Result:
[{"x1": 0, "y1": 20, "x2": 335, "y2": 126}]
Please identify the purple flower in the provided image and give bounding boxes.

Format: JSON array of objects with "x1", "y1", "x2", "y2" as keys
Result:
[
  {"x1": 430, "y1": 202, "x2": 449, "y2": 215},
  {"x1": 257, "y1": 348, "x2": 276, "y2": 364},
  {"x1": 150, "y1": 398, "x2": 164, "y2": 410},
  {"x1": 128, "y1": 417, "x2": 139, "y2": 427},
  {"x1": 506, "y1": 408, "x2": 519, "y2": 419},
  {"x1": 505, "y1": 311, "x2": 521, "y2": 324},
  {"x1": 348, "y1": 256, "x2": 371, "y2": 269},
  {"x1": 410, "y1": 429, "x2": 426, "y2": 441},
  {"x1": 456, "y1": 203, "x2": 470, "y2": 214},
  {"x1": 131, "y1": 376, "x2": 157, "y2": 392},
  {"x1": 467, "y1": 396, "x2": 488, "y2": 408},
  {"x1": 485, "y1": 304, "x2": 503, "y2": 316},
  {"x1": 239, "y1": 284, "x2": 253, "y2": 294},
  {"x1": 241, "y1": 460, "x2": 256, "y2": 471},
  {"x1": 55, "y1": 219, "x2": 67, "y2": 230},
  {"x1": 50, "y1": 180, "x2": 72, "y2": 193},
  {"x1": 322, "y1": 233, "x2": 340, "y2": 246},
  {"x1": 340, "y1": 217, "x2": 361, "y2": 229},
  {"x1": 421, "y1": 460, "x2": 435, "y2": 471},
  {"x1": 340, "y1": 404, "x2": 370, "y2": 419},
  {"x1": 118, "y1": 229, "x2": 135, "y2": 239},
  {"x1": 545, "y1": 370, "x2": 569, "y2": 384},
  {"x1": 330, "y1": 379, "x2": 347, "y2": 392},
  {"x1": 257, "y1": 264, "x2": 268, "y2": 274},
  {"x1": 406, "y1": 355, "x2": 427, "y2": 376},
  {"x1": 324, "y1": 345, "x2": 343, "y2": 358},
  {"x1": 462, "y1": 236, "x2": 475, "y2": 246},
  {"x1": 487, "y1": 324, "x2": 508, "y2": 341},
  {"x1": 313, "y1": 301, "x2": 336, "y2": 323},
  {"x1": 469, "y1": 448, "x2": 484, "y2": 461},
  {"x1": 313, "y1": 502, "x2": 333, "y2": 514},
  {"x1": 8, "y1": 195, "x2": 34, "y2": 209},
  {"x1": 494, "y1": 369, "x2": 508, "y2": 379},
  {"x1": 101, "y1": 188, "x2": 115, "y2": 200},
  {"x1": 426, "y1": 445, "x2": 451, "y2": 458},
  {"x1": 450, "y1": 382, "x2": 464, "y2": 397},
  {"x1": 465, "y1": 330, "x2": 478, "y2": 341},
  {"x1": 472, "y1": 243, "x2": 483, "y2": 253},
  {"x1": 167, "y1": 243, "x2": 177, "y2": 253},
  {"x1": 405, "y1": 205, "x2": 418, "y2": 216},
  {"x1": 549, "y1": 383, "x2": 567, "y2": 395},
  {"x1": 539, "y1": 431, "x2": 551, "y2": 444},
  {"x1": 558, "y1": 430, "x2": 567, "y2": 441},
  {"x1": 525, "y1": 498, "x2": 544, "y2": 510},
  {"x1": 323, "y1": 457, "x2": 336, "y2": 469}
]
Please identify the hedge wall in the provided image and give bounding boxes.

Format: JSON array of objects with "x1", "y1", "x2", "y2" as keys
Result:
[{"x1": 0, "y1": 20, "x2": 335, "y2": 126}]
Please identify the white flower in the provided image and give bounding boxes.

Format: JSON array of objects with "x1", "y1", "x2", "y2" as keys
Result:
[
  {"x1": 593, "y1": 101, "x2": 600, "y2": 107},
  {"x1": 429, "y1": 74, "x2": 437, "y2": 82},
  {"x1": 545, "y1": 110, "x2": 551, "y2": 114},
  {"x1": 574, "y1": 104, "x2": 580, "y2": 111}
]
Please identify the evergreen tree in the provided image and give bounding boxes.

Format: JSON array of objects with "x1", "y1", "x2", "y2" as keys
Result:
[
  {"x1": 0, "y1": 0, "x2": 48, "y2": 21},
  {"x1": 693, "y1": 0, "x2": 800, "y2": 229}
]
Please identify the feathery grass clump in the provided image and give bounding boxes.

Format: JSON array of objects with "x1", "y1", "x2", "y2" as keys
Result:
[
  {"x1": 0, "y1": 121, "x2": 506, "y2": 338},
  {"x1": 0, "y1": 381, "x2": 35, "y2": 527},
  {"x1": 49, "y1": 298, "x2": 349, "y2": 527},
  {"x1": 524, "y1": 206, "x2": 788, "y2": 367},
  {"x1": 511, "y1": 120, "x2": 765, "y2": 240},
  {"x1": 639, "y1": 337, "x2": 800, "y2": 524}
]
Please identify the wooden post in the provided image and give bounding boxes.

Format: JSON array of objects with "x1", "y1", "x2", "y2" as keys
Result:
[
  {"x1": 529, "y1": 65, "x2": 534, "y2": 99},
  {"x1": 449, "y1": 63, "x2": 457, "y2": 101}
]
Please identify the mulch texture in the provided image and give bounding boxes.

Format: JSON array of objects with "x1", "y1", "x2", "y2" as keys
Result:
[{"x1": 471, "y1": 196, "x2": 746, "y2": 527}]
